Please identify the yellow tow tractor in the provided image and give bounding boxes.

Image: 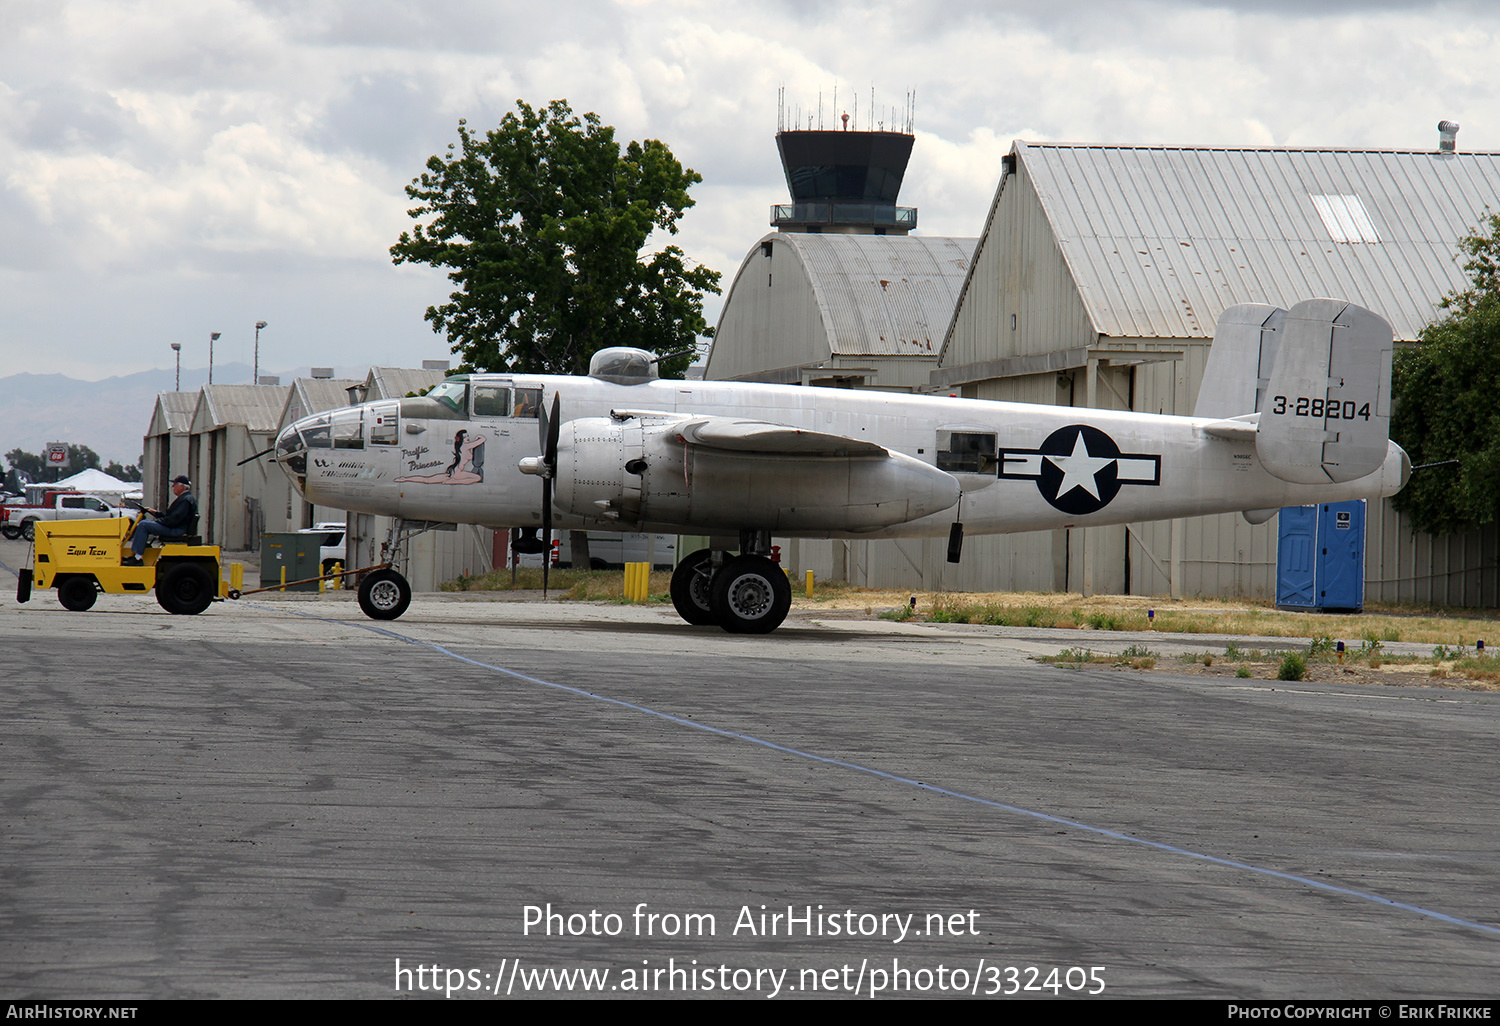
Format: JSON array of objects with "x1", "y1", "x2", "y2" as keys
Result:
[{"x1": 16, "y1": 507, "x2": 221, "y2": 614}]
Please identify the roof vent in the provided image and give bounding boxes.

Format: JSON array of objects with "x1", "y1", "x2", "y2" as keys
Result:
[
  {"x1": 257, "y1": 375, "x2": 280, "y2": 386},
  {"x1": 1438, "y1": 120, "x2": 1460, "y2": 153},
  {"x1": 311, "y1": 367, "x2": 333, "y2": 379},
  {"x1": 422, "y1": 359, "x2": 450, "y2": 371}
]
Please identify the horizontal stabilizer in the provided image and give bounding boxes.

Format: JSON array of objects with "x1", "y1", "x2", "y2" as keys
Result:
[
  {"x1": 1256, "y1": 299, "x2": 1392, "y2": 485},
  {"x1": 1201, "y1": 414, "x2": 1258, "y2": 442}
]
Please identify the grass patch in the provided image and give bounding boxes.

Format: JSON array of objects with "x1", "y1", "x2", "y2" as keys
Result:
[{"x1": 1038, "y1": 645, "x2": 1157, "y2": 670}]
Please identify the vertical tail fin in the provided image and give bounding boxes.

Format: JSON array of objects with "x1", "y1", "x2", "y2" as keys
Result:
[
  {"x1": 1195, "y1": 304, "x2": 1286, "y2": 419},
  {"x1": 1256, "y1": 299, "x2": 1393, "y2": 484}
]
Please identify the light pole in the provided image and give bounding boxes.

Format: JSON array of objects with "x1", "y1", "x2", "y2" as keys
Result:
[
  {"x1": 254, "y1": 321, "x2": 268, "y2": 384},
  {"x1": 171, "y1": 342, "x2": 181, "y2": 391},
  {"x1": 209, "y1": 331, "x2": 221, "y2": 384}
]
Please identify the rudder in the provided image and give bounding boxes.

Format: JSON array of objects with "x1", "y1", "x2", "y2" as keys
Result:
[{"x1": 1256, "y1": 299, "x2": 1392, "y2": 484}]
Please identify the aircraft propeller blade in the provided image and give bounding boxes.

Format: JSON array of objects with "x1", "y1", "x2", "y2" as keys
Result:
[
  {"x1": 545, "y1": 392, "x2": 561, "y2": 465},
  {"x1": 539, "y1": 392, "x2": 562, "y2": 598}
]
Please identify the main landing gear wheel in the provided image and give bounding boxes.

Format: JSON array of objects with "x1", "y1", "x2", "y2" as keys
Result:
[
  {"x1": 669, "y1": 548, "x2": 719, "y2": 626},
  {"x1": 156, "y1": 563, "x2": 214, "y2": 615},
  {"x1": 358, "y1": 568, "x2": 411, "y2": 621},
  {"x1": 711, "y1": 554, "x2": 791, "y2": 634},
  {"x1": 58, "y1": 575, "x2": 98, "y2": 611}
]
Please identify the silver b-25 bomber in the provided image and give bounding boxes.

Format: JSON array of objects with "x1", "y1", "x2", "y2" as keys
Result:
[{"x1": 272, "y1": 299, "x2": 1409, "y2": 634}]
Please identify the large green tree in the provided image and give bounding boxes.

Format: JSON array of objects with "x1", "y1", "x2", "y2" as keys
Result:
[
  {"x1": 1391, "y1": 212, "x2": 1500, "y2": 534},
  {"x1": 391, "y1": 100, "x2": 720, "y2": 378}
]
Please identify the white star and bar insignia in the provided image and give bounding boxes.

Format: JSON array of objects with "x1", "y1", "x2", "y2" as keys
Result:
[{"x1": 998, "y1": 425, "x2": 1161, "y2": 515}]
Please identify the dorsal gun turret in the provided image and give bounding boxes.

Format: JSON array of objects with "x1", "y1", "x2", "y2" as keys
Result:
[{"x1": 588, "y1": 348, "x2": 658, "y2": 385}]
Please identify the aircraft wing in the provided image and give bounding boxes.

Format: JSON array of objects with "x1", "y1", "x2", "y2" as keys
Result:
[
  {"x1": 555, "y1": 411, "x2": 960, "y2": 532},
  {"x1": 675, "y1": 417, "x2": 890, "y2": 457}
]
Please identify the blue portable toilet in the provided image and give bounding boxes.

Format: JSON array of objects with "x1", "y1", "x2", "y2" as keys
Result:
[{"x1": 1276, "y1": 500, "x2": 1366, "y2": 612}]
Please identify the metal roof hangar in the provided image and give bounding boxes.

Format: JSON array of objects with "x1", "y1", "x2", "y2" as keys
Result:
[{"x1": 708, "y1": 232, "x2": 976, "y2": 391}]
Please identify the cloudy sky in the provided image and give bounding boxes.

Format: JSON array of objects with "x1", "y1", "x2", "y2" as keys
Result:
[{"x1": 3, "y1": 0, "x2": 1498, "y2": 382}]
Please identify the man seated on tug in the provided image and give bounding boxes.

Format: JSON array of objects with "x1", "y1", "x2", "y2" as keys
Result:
[{"x1": 122, "y1": 475, "x2": 198, "y2": 566}]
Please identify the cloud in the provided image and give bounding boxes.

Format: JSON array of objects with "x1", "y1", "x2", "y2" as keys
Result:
[{"x1": 3, "y1": 0, "x2": 1500, "y2": 380}]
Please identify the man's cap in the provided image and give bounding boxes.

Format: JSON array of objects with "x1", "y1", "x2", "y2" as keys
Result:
[{"x1": 171, "y1": 475, "x2": 191, "y2": 485}]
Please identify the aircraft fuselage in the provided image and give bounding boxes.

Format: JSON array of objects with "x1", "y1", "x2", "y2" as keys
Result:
[{"x1": 277, "y1": 372, "x2": 1408, "y2": 541}]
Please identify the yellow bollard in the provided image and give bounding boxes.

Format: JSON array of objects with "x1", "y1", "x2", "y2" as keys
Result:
[
  {"x1": 806, "y1": 570, "x2": 814, "y2": 598},
  {"x1": 627, "y1": 562, "x2": 647, "y2": 603},
  {"x1": 280, "y1": 565, "x2": 287, "y2": 592},
  {"x1": 230, "y1": 562, "x2": 244, "y2": 592}
]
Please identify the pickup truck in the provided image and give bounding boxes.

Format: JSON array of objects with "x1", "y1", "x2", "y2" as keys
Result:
[{"x1": 1, "y1": 490, "x2": 125, "y2": 541}]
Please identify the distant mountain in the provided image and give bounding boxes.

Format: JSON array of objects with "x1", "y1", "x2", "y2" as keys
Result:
[{"x1": 0, "y1": 364, "x2": 368, "y2": 465}]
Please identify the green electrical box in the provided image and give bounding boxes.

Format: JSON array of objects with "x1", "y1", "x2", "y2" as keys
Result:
[{"x1": 260, "y1": 533, "x2": 322, "y2": 592}]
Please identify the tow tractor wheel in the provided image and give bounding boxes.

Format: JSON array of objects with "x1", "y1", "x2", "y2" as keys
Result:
[
  {"x1": 710, "y1": 554, "x2": 792, "y2": 634},
  {"x1": 57, "y1": 574, "x2": 98, "y2": 612},
  {"x1": 156, "y1": 562, "x2": 215, "y2": 615},
  {"x1": 669, "y1": 548, "x2": 719, "y2": 626},
  {"x1": 358, "y1": 569, "x2": 411, "y2": 621}
]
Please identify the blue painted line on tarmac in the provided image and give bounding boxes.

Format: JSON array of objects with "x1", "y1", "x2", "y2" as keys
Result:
[{"x1": 256, "y1": 602, "x2": 1500, "y2": 940}]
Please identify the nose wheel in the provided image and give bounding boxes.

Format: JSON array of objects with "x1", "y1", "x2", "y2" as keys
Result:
[{"x1": 358, "y1": 568, "x2": 412, "y2": 620}]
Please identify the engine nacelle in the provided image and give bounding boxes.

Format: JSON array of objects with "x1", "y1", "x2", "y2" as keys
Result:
[{"x1": 552, "y1": 417, "x2": 960, "y2": 532}]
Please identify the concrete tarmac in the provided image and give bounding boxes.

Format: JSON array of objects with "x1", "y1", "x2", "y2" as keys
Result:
[{"x1": 3, "y1": 582, "x2": 1499, "y2": 1000}]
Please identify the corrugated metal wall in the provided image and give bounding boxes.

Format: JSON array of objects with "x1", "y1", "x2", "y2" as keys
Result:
[
  {"x1": 941, "y1": 160, "x2": 1096, "y2": 371},
  {"x1": 710, "y1": 239, "x2": 825, "y2": 380}
]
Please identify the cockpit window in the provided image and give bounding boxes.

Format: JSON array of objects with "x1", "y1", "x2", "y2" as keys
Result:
[
  {"x1": 513, "y1": 387, "x2": 542, "y2": 418},
  {"x1": 428, "y1": 380, "x2": 469, "y2": 414},
  {"x1": 301, "y1": 415, "x2": 332, "y2": 448},
  {"x1": 472, "y1": 385, "x2": 510, "y2": 418},
  {"x1": 332, "y1": 409, "x2": 363, "y2": 449}
]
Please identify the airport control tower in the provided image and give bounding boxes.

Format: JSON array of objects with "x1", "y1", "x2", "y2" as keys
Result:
[{"x1": 772, "y1": 93, "x2": 917, "y2": 235}]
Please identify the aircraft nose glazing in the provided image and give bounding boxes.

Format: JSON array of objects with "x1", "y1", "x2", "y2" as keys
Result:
[{"x1": 275, "y1": 422, "x2": 309, "y2": 486}]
